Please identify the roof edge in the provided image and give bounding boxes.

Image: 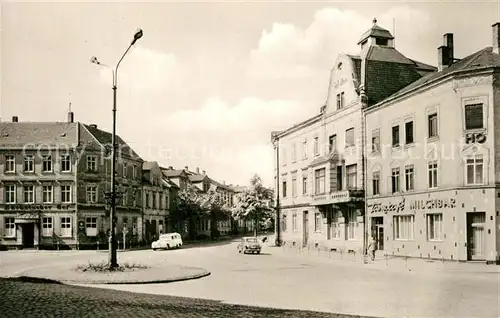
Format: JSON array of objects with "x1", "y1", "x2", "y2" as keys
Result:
[{"x1": 274, "y1": 113, "x2": 322, "y2": 139}]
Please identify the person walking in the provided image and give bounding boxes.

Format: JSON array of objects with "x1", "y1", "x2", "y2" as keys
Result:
[{"x1": 368, "y1": 237, "x2": 377, "y2": 262}]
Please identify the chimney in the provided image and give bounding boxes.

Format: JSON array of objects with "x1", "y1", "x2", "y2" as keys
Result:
[
  {"x1": 493, "y1": 23, "x2": 500, "y2": 54},
  {"x1": 68, "y1": 111, "x2": 74, "y2": 123},
  {"x1": 12, "y1": 116, "x2": 18, "y2": 123},
  {"x1": 223, "y1": 180, "x2": 226, "y2": 185},
  {"x1": 168, "y1": 166, "x2": 173, "y2": 170},
  {"x1": 437, "y1": 33, "x2": 454, "y2": 72},
  {"x1": 196, "y1": 167, "x2": 200, "y2": 174},
  {"x1": 184, "y1": 166, "x2": 189, "y2": 172},
  {"x1": 202, "y1": 170, "x2": 206, "y2": 175}
]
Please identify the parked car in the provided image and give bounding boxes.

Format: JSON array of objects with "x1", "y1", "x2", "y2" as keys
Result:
[
  {"x1": 237, "y1": 236, "x2": 262, "y2": 254},
  {"x1": 152, "y1": 233, "x2": 183, "y2": 251}
]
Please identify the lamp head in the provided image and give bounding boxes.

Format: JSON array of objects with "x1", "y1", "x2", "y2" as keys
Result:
[
  {"x1": 90, "y1": 56, "x2": 100, "y2": 65},
  {"x1": 131, "y1": 29, "x2": 143, "y2": 45}
]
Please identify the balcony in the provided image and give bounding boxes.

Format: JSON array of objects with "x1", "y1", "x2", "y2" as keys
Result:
[{"x1": 311, "y1": 188, "x2": 364, "y2": 206}]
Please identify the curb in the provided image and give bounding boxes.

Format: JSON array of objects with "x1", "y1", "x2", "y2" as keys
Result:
[{"x1": 14, "y1": 271, "x2": 212, "y2": 285}]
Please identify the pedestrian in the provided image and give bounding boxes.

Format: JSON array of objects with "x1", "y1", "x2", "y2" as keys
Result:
[{"x1": 368, "y1": 237, "x2": 377, "y2": 261}]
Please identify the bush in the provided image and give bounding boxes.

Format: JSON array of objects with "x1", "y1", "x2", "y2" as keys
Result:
[{"x1": 76, "y1": 261, "x2": 149, "y2": 272}]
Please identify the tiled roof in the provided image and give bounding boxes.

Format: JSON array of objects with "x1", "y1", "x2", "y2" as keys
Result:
[
  {"x1": 162, "y1": 169, "x2": 186, "y2": 178},
  {"x1": 142, "y1": 161, "x2": 157, "y2": 170},
  {"x1": 347, "y1": 55, "x2": 362, "y2": 90},
  {"x1": 84, "y1": 124, "x2": 142, "y2": 160},
  {"x1": 378, "y1": 47, "x2": 500, "y2": 105},
  {"x1": 358, "y1": 24, "x2": 394, "y2": 44},
  {"x1": 0, "y1": 122, "x2": 78, "y2": 149},
  {"x1": 366, "y1": 46, "x2": 413, "y2": 64},
  {"x1": 189, "y1": 174, "x2": 207, "y2": 182}
]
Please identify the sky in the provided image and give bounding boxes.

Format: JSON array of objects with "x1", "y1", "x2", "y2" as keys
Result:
[{"x1": 1, "y1": 0, "x2": 499, "y2": 188}]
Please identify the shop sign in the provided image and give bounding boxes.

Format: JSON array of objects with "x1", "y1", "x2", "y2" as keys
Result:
[
  {"x1": 409, "y1": 198, "x2": 456, "y2": 210},
  {"x1": 368, "y1": 197, "x2": 456, "y2": 214},
  {"x1": 4, "y1": 204, "x2": 74, "y2": 211},
  {"x1": 465, "y1": 132, "x2": 486, "y2": 144}
]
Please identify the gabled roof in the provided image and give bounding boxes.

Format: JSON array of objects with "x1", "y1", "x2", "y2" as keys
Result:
[
  {"x1": 358, "y1": 23, "x2": 394, "y2": 45},
  {"x1": 0, "y1": 122, "x2": 78, "y2": 149},
  {"x1": 162, "y1": 168, "x2": 188, "y2": 178},
  {"x1": 189, "y1": 174, "x2": 208, "y2": 183},
  {"x1": 83, "y1": 124, "x2": 142, "y2": 160},
  {"x1": 142, "y1": 161, "x2": 158, "y2": 171},
  {"x1": 375, "y1": 47, "x2": 500, "y2": 107}
]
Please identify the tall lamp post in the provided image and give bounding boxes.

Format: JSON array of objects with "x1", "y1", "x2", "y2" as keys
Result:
[
  {"x1": 91, "y1": 29, "x2": 143, "y2": 269},
  {"x1": 272, "y1": 133, "x2": 281, "y2": 247}
]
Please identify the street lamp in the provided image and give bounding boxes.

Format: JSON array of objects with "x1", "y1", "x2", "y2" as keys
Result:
[
  {"x1": 91, "y1": 28, "x2": 143, "y2": 269},
  {"x1": 271, "y1": 133, "x2": 281, "y2": 247}
]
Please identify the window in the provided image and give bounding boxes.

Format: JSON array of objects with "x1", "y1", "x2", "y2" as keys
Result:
[
  {"x1": 427, "y1": 214, "x2": 443, "y2": 241},
  {"x1": 291, "y1": 177, "x2": 297, "y2": 197},
  {"x1": 392, "y1": 125, "x2": 400, "y2": 147},
  {"x1": 336, "y1": 93, "x2": 342, "y2": 109},
  {"x1": 466, "y1": 155, "x2": 484, "y2": 185},
  {"x1": 24, "y1": 155, "x2": 34, "y2": 172},
  {"x1": 346, "y1": 210, "x2": 356, "y2": 240},
  {"x1": 60, "y1": 155, "x2": 71, "y2": 172},
  {"x1": 372, "y1": 171, "x2": 380, "y2": 196},
  {"x1": 61, "y1": 185, "x2": 71, "y2": 203},
  {"x1": 5, "y1": 155, "x2": 15, "y2": 173},
  {"x1": 152, "y1": 192, "x2": 157, "y2": 209},
  {"x1": 291, "y1": 143, "x2": 297, "y2": 162},
  {"x1": 60, "y1": 217, "x2": 72, "y2": 237},
  {"x1": 376, "y1": 38, "x2": 388, "y2": 46},
  {"x1": 292, "y1": 212, "x2": 298, "y2": 231},
  {"x1": 428, "y1": 161, "x2": 438, "y2": 189},
  {"x1": 5, "y1": 185, "x2": 15, "y2": 204},
  {"x1": 132, "y1": 165, "x2": 137, "y2": 179},
  {"x1": 314, "y1": 213, "x2": 322, "y2": 232},
  {"x1": 329, "y1": 134, "x2": 337, "y2": 153},
  {"x1": 122, "y1": 162, "x2": 128, "y2": 178},
  {"x1": 405, "y1": 165, "x2": 414, "y2": 191},
  {"x1": 86, "y1": 185, "x2": 97, "y2": 203},
  {"x1": 336, "y1": 166, "x2": 343, "y2": 191},
  {"x1": 282, "y1": 181, "x2": 287, "y2": 198},
  {"x1": 42, "y1": 185, "x2": 53, "y2": 203},
  {"x1": 345, "y1": 128, "x2": 354, "y2": 147},
  {"x1": 331, "y1": 212, "x2": 340, "y2": 239},
  {"x1": 281, "y1": 213, "x2": 287, "y2": 232},
  {"x1": 86, "y1": 217, "x2": 97, "y2": 236},
  {"x1": 428, "y1": 113, "x2": 438, "y2": 138},
  {"x1": 87, "y1": 156, "x2": 97, "y2": 171},
  {"x1": 4, "y1": 217, "x2": 15, "y2": 237},
  {"x1": 132, "y1": 217, "x2": 138, "y2": 235},
  {"x1": 391, "y1": 168, "x2": 400, "y2": 193},
  {"x1": 42, "y1": 217, "x2": 53, "y2": 237},
  {"x1": 302, "y1": 140, "x2": 308, "y2": 159},
  {"x1": 42, "y1": 155, "x2": 52, "y2": 172},
  {"x1": 371, "y1": 129, "x2": 380, "y2": 153},
  {"x1": 145, "y1": 192, "x2": 151, "y2": 208},
  {"x1": 346, "y1": 164, "x2": 357, "y2": 189},
  {"x1": 302, "y1": 177, "x2": 308, "y2": 195},
  {"x1": 464, "y1": 103, "x2": 483, "y2": 130},
  {"x1": 341, "y1": 92, "x2": 345, "y2": 108},
  {"x1": 314, "y1": 168, "x2": 326, "y2": 194},
  {"x1": 23, "y1": 185, "x2": 34, "y2": 203},
  {"x1": 393, "y1": 215, "x2": 414, "y2": 240},
  {"x1": 313, "y1": 137, "x2": 319, "y2": 155},
  {"x1": 405, "y1": 121, "x2": 414, "y2": 144}
]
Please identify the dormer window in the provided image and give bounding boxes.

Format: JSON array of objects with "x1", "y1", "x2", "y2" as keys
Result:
[
  {"x1": 376, "y1": 38, "x2": 388, "y2": 46},
  {"x1": 337, "y1": 62, "x2": 343, "y2": 70}
]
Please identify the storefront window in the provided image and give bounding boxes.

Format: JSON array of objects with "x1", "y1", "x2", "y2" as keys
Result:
[
  {"x1": 393, "y1": 215, "x2": 414, "y2": 240},
  {"x1": 427, "y1": 214, "x2": 443, "y2": 241}
]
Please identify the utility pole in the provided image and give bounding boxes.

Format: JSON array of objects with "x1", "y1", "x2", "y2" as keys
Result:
[{"x1": 273, "y1": 133, "x2": 281, "y2": 247}]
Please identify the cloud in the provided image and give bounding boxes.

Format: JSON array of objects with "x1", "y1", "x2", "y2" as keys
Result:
[
  {"x1": 98, "y1": 46, "x2": 181, "y2": 92},
  {"x1": 248, "y1": 6, "x2": 432, "y2": 79}
]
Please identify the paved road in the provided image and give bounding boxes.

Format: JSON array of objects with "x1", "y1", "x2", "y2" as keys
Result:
[
  {"x1": 1, "y1": 239, "x2": 499, "y2": 318},
  {"x1": 0, "y1": 278, "x2": 368, "y2": 318}
]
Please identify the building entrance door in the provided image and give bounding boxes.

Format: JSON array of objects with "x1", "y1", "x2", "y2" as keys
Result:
[
  {"x1": 371, "y1": 217, "x2": 384, "y2": 251},
  {"x1": 467, "y1": 212, "x2": 486, "y2": 261},
  {"x1": 22, "y1": 223, "x2": 35, "y2": 248},
  {"x1": 302, "y1": 211, "x2": 309, "y2": 247}
]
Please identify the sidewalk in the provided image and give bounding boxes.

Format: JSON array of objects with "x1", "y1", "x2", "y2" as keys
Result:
[{"x1": 268, "y1": 241, "x2": 500, "y2": 274}]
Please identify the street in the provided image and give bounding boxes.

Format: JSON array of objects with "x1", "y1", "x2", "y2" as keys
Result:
[{"x1": 1, "y1": 239, "x2": 499, "y2": 318}]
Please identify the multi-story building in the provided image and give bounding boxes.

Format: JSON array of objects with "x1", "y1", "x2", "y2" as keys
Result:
[
  {"x1": 272, "y1": 19, "x2": 435, "y2": 254},
  {"x1": 364, "y1": 23, "x2": 500, "y2": 264},
  {"x1": 0, "y1": 112, "x2": 143, "y2": 249},
  {"x1": 142, "y1": 161, "x2": 174, "y2": 242}
]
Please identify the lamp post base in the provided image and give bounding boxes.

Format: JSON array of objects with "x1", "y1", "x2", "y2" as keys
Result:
[{"x1": 108, "y1": 236, "x2": 119, "y2": 269}]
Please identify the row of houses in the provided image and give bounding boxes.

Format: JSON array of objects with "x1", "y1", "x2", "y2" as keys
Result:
[
  {"x1": 0, "y1": 114, "x2": 249, "y2": 249},
  {"x1": 272, "y1": 19, "x2": 500, "y2": 264}
]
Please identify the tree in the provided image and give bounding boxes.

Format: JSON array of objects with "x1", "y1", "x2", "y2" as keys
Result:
[
  {"x1": 232, "y1": 174, "x2": 273, "y2": 237},
  {"x1": 205, "y1": 190, "x2": 232, "y2": 239},
  {"x1": 171, "y1": 184, "x2": 211, "y2": 240}
]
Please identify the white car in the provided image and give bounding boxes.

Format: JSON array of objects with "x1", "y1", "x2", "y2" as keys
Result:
[{"x1": 152, "y1": 233, "x2": 183, "y2": 251}]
